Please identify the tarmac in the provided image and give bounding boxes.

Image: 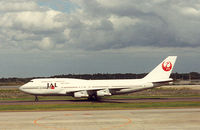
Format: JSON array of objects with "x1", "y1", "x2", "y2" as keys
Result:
[
  {"x1": 1, "y1": 97, "x2": 200, "y2": 105},
  {"x1": 0, "y1": 108, "x2": 200, "y2": 130}
]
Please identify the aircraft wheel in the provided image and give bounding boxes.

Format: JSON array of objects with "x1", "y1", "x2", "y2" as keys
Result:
[{"x1": 35, "y1": 96, "x2": 39, "y2": 102}]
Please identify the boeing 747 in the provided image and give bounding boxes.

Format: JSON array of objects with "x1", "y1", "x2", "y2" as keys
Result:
[{"x1": 19, "y1": 56, "x2": 177, "y2": 101}]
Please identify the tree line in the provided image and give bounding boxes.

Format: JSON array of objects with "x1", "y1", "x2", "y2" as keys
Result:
[{"x1": 0, "y1": 72, "x2": 200, "y2": 83}]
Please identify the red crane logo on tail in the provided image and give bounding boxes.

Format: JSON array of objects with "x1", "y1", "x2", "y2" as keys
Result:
[{"x1": 162, "y1": 61, "x2": 172, "y2": 71}]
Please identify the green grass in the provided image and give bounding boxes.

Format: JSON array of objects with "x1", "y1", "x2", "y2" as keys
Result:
[
  {"x1": 0, "y1": 101, "x2": 200, "y2": 111},
  {"x1": 1, "y1": 87, "x2": 200, "y2": 111},
  {"x1": 1, "y1": 87, "x2": 200, "y2": 101},
  {"x1": 2, "y1": 94, "x2": 200, "y2": 102}
]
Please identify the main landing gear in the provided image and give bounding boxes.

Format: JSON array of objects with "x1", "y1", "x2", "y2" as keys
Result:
[
  {"x1": 88, "y1": 95, "x2": 101, "y2": 101},
  {"x1": 35, "y1": 96, "x2": 39, "y2": 102}
]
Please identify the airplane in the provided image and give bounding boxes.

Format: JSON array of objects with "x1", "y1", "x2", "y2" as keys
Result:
[{"x1": 19, "y1": 56, "x2": 177, "y2": 101}]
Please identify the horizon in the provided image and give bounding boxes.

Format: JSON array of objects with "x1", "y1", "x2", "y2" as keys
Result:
[{"x1": 0, "y1": 71, "x2": 199, "y2": 79}]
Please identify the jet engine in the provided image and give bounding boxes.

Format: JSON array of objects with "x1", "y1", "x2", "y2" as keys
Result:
[
  {"x1": 142, "y1": 82, "x2": 154, "y2": 88},
  {"x1": 74, "y1": 91, "x2": 89, "y2": 98},
  {"x1": 97, "y1": 89, "x2": 111, "y2": 96}
]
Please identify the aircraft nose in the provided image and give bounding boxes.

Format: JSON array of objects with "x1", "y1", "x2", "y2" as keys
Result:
[
  {"x1": 19, "y1": 86, "x2": 23, "y2": 91},
  {"x1": 19, "y1": 85, "x2": 25, "y2": 92}
]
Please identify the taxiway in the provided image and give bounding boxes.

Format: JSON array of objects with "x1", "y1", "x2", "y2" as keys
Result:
[{"x1": 0, "y1": 108, "x2": 199, "y2": 130}]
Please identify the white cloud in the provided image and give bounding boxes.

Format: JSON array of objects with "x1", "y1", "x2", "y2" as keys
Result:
[
  {"x1": 0, "y1": 10, "x2": 64, "y2": 31},
  {"x1": 1, "y1": 0, "x2": 200, "y2": 51},
  {"x1": 109, "y1": 16, "x2": 140, "y2": 30},
  {"x1": 0, "y1": 0, "x2": 68, "y2": 50},
  {"x1": 66, "y1": 0, "x2": 200, "y2": 50},
  {"x1": 0, "y1": 1, "x2": 38, "y2": 12},
  {"x1": 38, "y1": 37, "x2": 54, "y2": 50},
  {"x1": 181, "y1": 7, "x2": 200, "y2": 16}
]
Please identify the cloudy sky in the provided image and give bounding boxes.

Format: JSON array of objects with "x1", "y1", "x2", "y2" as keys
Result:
[{"x1": 0, "y1": 0, "x2": 200, "y2": 77}]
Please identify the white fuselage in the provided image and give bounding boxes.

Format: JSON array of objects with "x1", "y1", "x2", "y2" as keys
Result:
[{"x1": 19, "y1": 78, "x2": 155, "y2": 97}]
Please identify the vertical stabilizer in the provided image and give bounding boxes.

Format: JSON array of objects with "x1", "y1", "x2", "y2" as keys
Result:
[{"x1": 143, "y1": 56, "x2": 177, "y2": 82}]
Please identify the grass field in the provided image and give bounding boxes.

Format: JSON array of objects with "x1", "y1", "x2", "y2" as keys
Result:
[
  {"x1": 1, "y1": 101, "x2": 200, "y2": 111},
  {"x1": 0, "y1": 87, "x2": 200, "y2": 111},
  {"x1": 1, "y1": 87, "x2": 200, "y2": 100}
]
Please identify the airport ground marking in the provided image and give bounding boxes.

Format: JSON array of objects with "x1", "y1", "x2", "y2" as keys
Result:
[
  {"x1": 99, "y1": 115, "x2": 133, "y2": 130},
  {"x1": 34, "y1": 114, "x2": 71, "y2": 130},
  {"x1": 34, "y1": 112, "x2": 133, "y2": 130}
]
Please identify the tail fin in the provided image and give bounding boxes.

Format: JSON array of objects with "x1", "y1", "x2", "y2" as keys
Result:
[{"x1": 143, "y1": 56, "x2": 177, "y2": 82}]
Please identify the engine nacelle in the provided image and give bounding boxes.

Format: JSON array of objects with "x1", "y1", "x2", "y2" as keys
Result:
[
  {"x1": 97, "y1": 89, "x2": 111, "y2": 96},
  {"x1": 142, "y1": 82, "x2": 154, "y2": 88},
  {"x1": 74, "y1": 91, "x2": 89, "y2": 98}
]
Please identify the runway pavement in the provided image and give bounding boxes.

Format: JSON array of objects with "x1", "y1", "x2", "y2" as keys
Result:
[
  {"x1": 0, "y1": 108, "x2": 200, "y2": 130},
  {"x1": 1, "y1": 97, "x2": 200, "y2": 105},
  {"x1": 0, "y1": 86, "x2": 19, "y2": 89}
]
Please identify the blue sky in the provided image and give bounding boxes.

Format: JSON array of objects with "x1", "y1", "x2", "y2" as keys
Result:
[
  {"x1": 0, "y1": 0, "x2": 200, "y2": 77},
  {"x1": 37, "y1": 0, "x2": 76, "y2": 13}
]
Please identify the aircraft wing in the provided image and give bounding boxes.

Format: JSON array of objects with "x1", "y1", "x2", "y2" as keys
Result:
[
  {"x1": 67, "y1": 86, "x2": 128, "y2": 93},
  {"x1": 64, "y1": 86, "x2": 129, "y2": 97}
]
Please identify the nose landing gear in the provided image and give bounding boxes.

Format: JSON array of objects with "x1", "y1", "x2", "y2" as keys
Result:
[{"x1": 35, "y1": 96, "x2": 39, "y2": 102}]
